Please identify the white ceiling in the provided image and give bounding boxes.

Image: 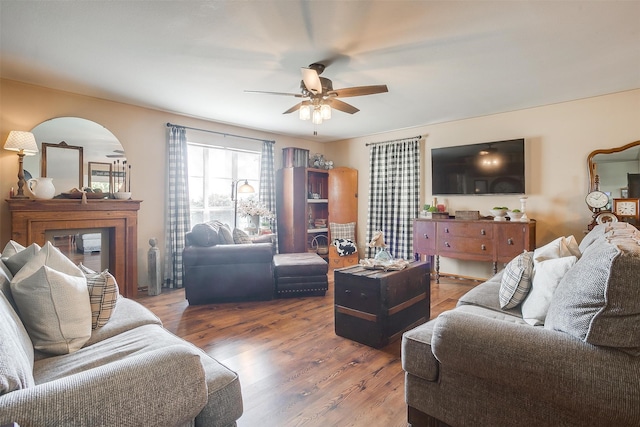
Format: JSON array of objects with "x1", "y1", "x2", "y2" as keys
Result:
[{"x1": 1, "y1": 1, "x2": 639, "y2": 143}]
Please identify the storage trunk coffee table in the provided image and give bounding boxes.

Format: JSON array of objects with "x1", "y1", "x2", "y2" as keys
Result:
[{"x1": 334, "y1": 261, "x2": 430, "y2": 348}]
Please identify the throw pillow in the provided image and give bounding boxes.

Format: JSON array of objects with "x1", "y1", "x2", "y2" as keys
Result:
[
  {"x1": 190, "y1": 223, "x2": 219, "y2": 247},
  {"x1": 85, "y1": 269, "x2": 119, "y2": 329},
  {"x1": 521, "y1": 255, "x2": 577, "y2": 326},
  {"x1": 2, "y1": 242, "x2": 41, "y2": 276},
  {"x1": 1, "y1": 240, "x2": 25, "y2": 258},
  {"x1": 217, "y1": 223, "x2": 234, "y2": 245},
  {"x1": 499, "y1": 251, "x2": 534, "y2": 309},
  {"x1": 330, "y1": 222, "x2": 356, "y2": 241},
  {"x1": 545, "y1": 237, "x2": 640, "y2": 355},
  {"x1": 10, "y1": 242, "x2": 92, "y2": 355},
  {"x1": 233, "y1": 228, "x2": 252, "y2": 244},
  {"x1": 333, "y1": 238, "x2": 358, "y2": 256},
  {"x1": 0, "y1": 291, "x2": 35, "y2": 395}
]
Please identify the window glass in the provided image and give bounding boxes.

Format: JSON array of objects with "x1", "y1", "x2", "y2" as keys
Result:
[{"x1": 187, "y1": 143, "x2": 261, "y2": 229}]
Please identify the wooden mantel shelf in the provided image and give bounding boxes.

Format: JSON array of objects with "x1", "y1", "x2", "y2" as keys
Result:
[{"x1": 6, "y1": 198, "x2": 142, "y2": 298}]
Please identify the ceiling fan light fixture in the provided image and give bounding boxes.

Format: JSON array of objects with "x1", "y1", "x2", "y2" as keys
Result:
[
  {"x1": 312, "y1": 108, "x2": 323, "y2": 125},
  {"x1": 299, "y1": 104, "x2": 311, "y2": 120},
  {"x1": 320, "y1": 104, "x2": 331, "y2": 120}
]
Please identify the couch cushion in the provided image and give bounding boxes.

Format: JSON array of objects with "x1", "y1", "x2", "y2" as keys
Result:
[
  {"x1": 11, "y1": 242, "x2": 92, "y2": 355},
  {"x1": 0, "y1": 291, "x2": 35, "y2": 395},
  {"x1": 85, "y1": 269, "x2": 120, "y2": 329},
  {"x1": 2, "y1": 242, "x2": 41, "y2": 276},
  {"x1": 546, "y1": 235, "x2": 640, "y2": 355},
  {"x1": 216, "y1": 223, "x2": 235, "y2": 245},
  {"x1": 401, "y1": 319, "x2": 439, "y2": 381},
  {"x1": 499, "y1": 251, "x2": 534, "y2": 309}
]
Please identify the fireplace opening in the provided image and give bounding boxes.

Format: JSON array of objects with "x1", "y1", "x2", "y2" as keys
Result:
[{"x1": 45, "y1": 228, "x2": 110, "y2": 272}]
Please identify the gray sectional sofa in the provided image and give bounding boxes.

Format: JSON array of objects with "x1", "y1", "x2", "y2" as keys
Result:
[
  {"x1": 402, "y1": 222, "x2": 640, "y2": 426},
  {"x1": 1, "y1": 241, "x2": 242, "y2": 427}
]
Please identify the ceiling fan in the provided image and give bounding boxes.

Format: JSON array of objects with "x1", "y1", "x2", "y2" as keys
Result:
[
  {"x1": 106, "y1": 149, "x2": 126, "y2": 158},
  {"x1": 246, "y1": 63, "x2": 388, "y2": 122}
]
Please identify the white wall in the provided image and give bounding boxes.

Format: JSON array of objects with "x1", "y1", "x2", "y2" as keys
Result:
[
  {"x1": 326, "y1": 89, "x2": 640, "y2": 279},
  {"x1": 0, "y1": 79, "x2": 326, "y2": 288}
]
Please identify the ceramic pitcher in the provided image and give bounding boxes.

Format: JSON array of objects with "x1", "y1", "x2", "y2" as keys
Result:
[{"x1": 27, "y1": 177, "x2": 56, "y2": 199}]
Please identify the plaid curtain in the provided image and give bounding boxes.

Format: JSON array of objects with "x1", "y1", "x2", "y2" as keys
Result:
[
  {"x1": 259, "y1": 141, "x2": 277, "y2": 249},
  {"x1": 163, "y1": 125, "x2": 190, "y2": 288},
  {"x1": 367, "y1": 137, "x2": 421, "y2": 260}
]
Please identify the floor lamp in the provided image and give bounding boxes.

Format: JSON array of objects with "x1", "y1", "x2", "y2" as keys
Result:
[
  {"x1": 231, "y1": 179, "x2": 255, "y2": 228},
  {"x1": 4, "y1": 131, "x2": 39, "y2": 199}
]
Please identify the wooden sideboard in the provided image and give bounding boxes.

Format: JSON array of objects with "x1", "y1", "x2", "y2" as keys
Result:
[
  {"x1": 413, "y1": 218, "x2": 536, "y2": 282},
  {"x1": 6, "y1": 198, "x2": 141, "y2": 298}
]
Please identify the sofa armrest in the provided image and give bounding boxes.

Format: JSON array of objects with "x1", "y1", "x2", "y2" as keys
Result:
[
  {"x1": 431, "y1": 310, "x2": 640, "y2": 424},
  {"x1": 0, "y1": 345, "x2": 208, "y2": 427},
  {"x1": 183, "y1": 242, "x2": 273, "y2": 266}
]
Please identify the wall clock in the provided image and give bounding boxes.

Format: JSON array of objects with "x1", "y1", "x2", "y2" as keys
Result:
[
  {"x1": 613, "y1": 198, "x2": 639, "y2": 218},
  {"x1": 585, "y1": 190, "x2": 609, "y2": 210}
]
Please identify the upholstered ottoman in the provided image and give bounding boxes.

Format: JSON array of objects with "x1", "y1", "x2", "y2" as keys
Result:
[{"x1": 273, "y1": 252, "x2": 328, "y2": 297}]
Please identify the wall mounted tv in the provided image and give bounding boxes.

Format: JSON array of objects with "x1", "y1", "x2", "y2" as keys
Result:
[{"x1": 431, "y1": 138, "x2": 525, "y2": 195}]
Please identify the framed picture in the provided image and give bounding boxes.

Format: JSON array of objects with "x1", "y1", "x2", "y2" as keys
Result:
[
  {"x1": 621, "y1": 187, "x2": 629, "y2": 198},
  {"x1": 88, "y1": 162, "x2": 113, "y2": 193}
]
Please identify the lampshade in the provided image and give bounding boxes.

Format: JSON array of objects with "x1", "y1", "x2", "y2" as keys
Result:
[
  {"x1": 312, "y1": 108, "x2": 323, "y2": 125},
  {"x1": 4, "y1": 131, "x2": 38, "y2": 155},
  {"x1": 299, "y1": 104, "x2": 311, "y2": 121},
  {"x1": 238, "y1": 180, "x2": 255, "y2": 194},
  {"x1": 320, "y1": 104, "x2": 331, "y2": 120}
]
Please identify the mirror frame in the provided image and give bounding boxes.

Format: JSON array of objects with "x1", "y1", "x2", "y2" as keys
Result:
[
  {"x1": 588, "y1": 139, "x2": 640, "y2": 192},
  {"x1": 41, "y1": 141, "x2": 84, "y2": 190}
]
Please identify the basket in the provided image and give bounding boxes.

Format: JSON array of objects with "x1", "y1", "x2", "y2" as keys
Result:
[{"x1": 311, "y1": 234, "x2": 329, "y2": 255}]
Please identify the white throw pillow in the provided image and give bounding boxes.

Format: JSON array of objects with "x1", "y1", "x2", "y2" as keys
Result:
[
  {"x1": 522, "y1": 255, "x2": 578, "y2": 326},
  {"x1": 10, "y1": 242, "x2": 92, "y2": 354},
  {"x1": 1, "y1": 240, "x2": 25, "y2": 258}
]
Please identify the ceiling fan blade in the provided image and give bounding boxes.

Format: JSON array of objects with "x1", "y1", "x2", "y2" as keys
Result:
[
  {"x1": 329, "y1": 85, "x2": 389, "y2": 98},
  {"x1": 301, "y1": 67, "x2": 322, "y2": 95},
  {"x1": 245, "y1": 90, "x2": 304, "y2": 98},
  {"x1": 327, "y1": 99, "x2": 359, "y2": 114},
  {"x1": 283, "y1": 102, "x2": 304, "y2": 114}
]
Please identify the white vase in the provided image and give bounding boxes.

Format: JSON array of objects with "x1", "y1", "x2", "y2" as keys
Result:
[{"x1": 27, "y1": 177, "x2": 56, "y2": 199}]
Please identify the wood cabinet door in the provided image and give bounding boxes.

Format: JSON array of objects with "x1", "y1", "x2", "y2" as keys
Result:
[
  {"x1": 413, "y1": 220, "x2": 436, "y2": 254},
  {"x1": 328, "y1": 167, "x2": 358, "y2": 233},
  {"x1": 496, "y1": 223, "x2": 529, "y2": 262},
  {"x1": 276, "y1": 167, "x2": 308, "y2": 253}
]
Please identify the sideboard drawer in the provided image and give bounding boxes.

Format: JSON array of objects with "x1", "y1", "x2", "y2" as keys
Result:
[
  {"x1": 438, "y1": 236, "x2": 494, "y2": 259},
  {"x1": 437, "y1": 221, "x2": 493, "y2": 239}
]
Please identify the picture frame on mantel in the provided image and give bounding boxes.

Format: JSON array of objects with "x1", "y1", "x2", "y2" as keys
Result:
[{"x1": 88, "y1": 162, "x2": 113, "y2": 193}]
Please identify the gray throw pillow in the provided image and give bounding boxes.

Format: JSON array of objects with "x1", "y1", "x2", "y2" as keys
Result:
[
  {"x1": 190, "y1": 223, "x2": 219, "y2": 247},
  {"x1": 545, "y1": 237, "x2": 640, "y2": 355},
  {"x1": 217, "y1": 224, "x2": 234, "y2": 245},
  {"x1": 233, "y1": 228, "x2": 252, "y2": 244}
]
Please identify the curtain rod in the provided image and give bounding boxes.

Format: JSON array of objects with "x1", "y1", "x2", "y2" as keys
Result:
[
  {"x1": 365, "y1": 135, "x2": 422, "y2": 147},
  {"x1": 166, "y1": 122, "x2": 275, "y2": 144}
]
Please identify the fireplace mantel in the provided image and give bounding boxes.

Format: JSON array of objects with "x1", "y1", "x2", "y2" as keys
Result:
[{"x1": 6, "y1": 198, "x2": 141, "y2": 297}]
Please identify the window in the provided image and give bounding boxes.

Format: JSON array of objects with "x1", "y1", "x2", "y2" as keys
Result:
[{"x1": 187, "y1": 143, "x2": 261, "y2": 228}]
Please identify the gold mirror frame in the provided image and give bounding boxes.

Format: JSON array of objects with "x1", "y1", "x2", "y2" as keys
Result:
[
  {"x1": 587, "y1": 139, "x2": 640, "y2": 193},
  {"x1": 41, "y1": 141, "x2": 83, "y2": 192}
]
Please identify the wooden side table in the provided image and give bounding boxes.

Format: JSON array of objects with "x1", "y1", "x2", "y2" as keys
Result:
[{"x1": 334, "y1": 261, "x2": 430, "y2": 348}]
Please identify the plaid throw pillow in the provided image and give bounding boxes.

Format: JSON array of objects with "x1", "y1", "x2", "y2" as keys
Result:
[
  {"x1": 233, "y1": 228, "x2": 253, "y2": 244},
  {"x1": 499, "y1": 251, "x2": 534, "y2": 309},
  {"x1": 85, "y1": 269, "x2": 119, "y2": 329},
  {"x1": 330, "y1": 222, "x2": 356, "y2": 241}
]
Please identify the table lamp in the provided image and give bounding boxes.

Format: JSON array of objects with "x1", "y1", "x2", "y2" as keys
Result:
[{"x1": 4, "y1": 131, "x2": 38, "y2": 199}]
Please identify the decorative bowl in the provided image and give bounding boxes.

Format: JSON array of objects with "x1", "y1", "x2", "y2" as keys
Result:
[
  {"x1": 507, "y1": 211, "x2": 524, "y2": 220},
  {"x1": 490, "y1": 209, "x2": 508, "y2": 220},
  {"x1": 113, "y1": 192, "x2": 131, "y2": 200}
]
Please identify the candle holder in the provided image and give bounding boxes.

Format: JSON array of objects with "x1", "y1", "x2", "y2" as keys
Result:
[{"x1": 519, "y1": 196, "x2": 529, "y2": 222}]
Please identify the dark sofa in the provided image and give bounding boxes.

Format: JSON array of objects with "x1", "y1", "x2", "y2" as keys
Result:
[{"x1": 182, "y1": 221, "x2": 275, "y2": 304}]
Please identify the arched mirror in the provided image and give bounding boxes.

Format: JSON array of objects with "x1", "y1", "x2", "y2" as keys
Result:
[
  {"x1": 24, "y1": 117, "x2": 124, "y2": 195},
  {"x1": 588, "y1": 140, "x2": 640, "y2": 198}
]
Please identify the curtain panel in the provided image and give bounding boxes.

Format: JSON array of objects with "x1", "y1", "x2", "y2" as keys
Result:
[
  {"x1": 164, "y1": 125, "x2": 190, "y2": 288},
  {"x1": 367, "y1": 137, "x2": 421, "y2": 260},
  {"x1": 259, "y1": 141, "x2": 277, "y2": 246}
]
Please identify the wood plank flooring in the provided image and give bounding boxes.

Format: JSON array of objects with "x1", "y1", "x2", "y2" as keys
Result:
[{"x1": 134, "y1": 270, "x2": 478, "y2": 427}]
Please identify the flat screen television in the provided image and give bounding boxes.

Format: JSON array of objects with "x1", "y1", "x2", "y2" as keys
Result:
[{"x1": 431, "y1": 138, "x2": 525, "y2": 195}]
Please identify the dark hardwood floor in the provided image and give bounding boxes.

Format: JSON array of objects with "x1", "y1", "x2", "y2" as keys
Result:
[{"x1": 134, "y1": 270, "x2": 478, "y2": 427}]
